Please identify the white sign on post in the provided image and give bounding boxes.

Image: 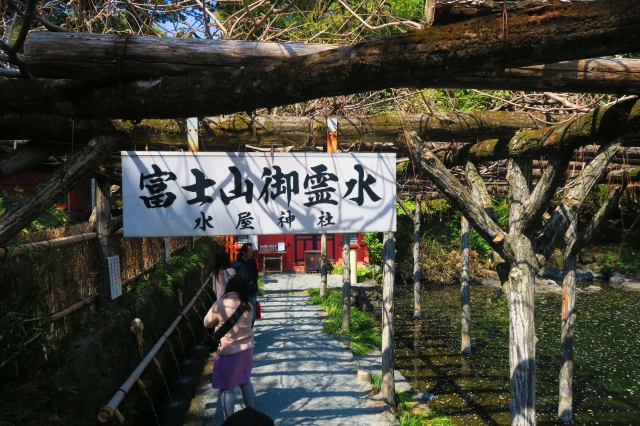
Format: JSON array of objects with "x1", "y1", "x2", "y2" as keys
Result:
[
  {"x1": 108, "y1": 255, "x2": 122, "y2": 299},
  {"x1": 122, "y1": 152, "x2": 396, "y2": 237}
]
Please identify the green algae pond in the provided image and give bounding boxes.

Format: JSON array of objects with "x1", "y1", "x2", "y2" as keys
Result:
[{"x1": 394, "y1": 283, "x2": 640, "y2": 425}]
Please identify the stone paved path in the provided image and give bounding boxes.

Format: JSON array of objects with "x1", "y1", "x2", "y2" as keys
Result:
[
  {"x1": 183, "y1": 292, "x2": 397, "y2": 426},
  {"x1": 260, "y1": 272, "x2": 343, "y2": 292}
]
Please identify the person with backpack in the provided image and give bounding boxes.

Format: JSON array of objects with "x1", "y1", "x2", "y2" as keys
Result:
[
  {"x1": 204, "y1": 275, "x2": 255, "y2": 421},
  {"x1": 213, "y1": 251, "x2": 236, "y2": 299},
  {"x1": 231, "y1": 243, "x2": 259, "y2": 327}
]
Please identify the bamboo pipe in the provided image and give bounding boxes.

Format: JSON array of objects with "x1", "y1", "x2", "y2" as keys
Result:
[
  {"x1": 97, "y1": 274, "x2": 212, "y2": 422},
  {"x1": 50, "y1": 294, "x2": 99, "y2": 321},
  {"x1": 0, "y1": 232, "x2": 97, "y2": 259}
]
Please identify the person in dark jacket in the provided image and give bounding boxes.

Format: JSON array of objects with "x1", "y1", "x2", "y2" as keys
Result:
[{"x1": 231, "y1": 243, "x2": 259, "y2": 326}]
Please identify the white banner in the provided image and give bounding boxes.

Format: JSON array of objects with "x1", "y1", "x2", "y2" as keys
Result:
[{"x1": 122, "y1": 152, "x2": 396, "y2": 237}]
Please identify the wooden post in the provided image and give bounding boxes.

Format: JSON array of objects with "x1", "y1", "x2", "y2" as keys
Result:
[
  {"x1": 559, "y1": 219, "x2": 577, "y2": 423},
  {"x1": 461, "y1": 215, "x2": 471, "y2": 354},
  {"x1": 341, "y1": 233, "x2": 351, "y2": 332},
  {"x1": 97, "y1": 177, "x2": 114, "y2": 297},
  {"x1": 320, "y1": 233, "x2": 328, "y2": 298},
  {"x1": 380, "y1": 232, "x2": 395, "y2": 408},
  {"x1": 413, "y1": 199, "x2": 421, "y2": 319}
]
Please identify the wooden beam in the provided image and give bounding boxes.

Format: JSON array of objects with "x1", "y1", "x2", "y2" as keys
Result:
[
  {"x1": 0, "y1": 111, "x2": 566, "y2": 148},
  {"x1": 4, "y1": 0, "x2": 640, "y2": 119}
]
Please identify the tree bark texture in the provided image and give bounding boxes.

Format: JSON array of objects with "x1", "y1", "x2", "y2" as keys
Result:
[
  {"x1": 381, "y1": 232, "x2": 396, "y2": 408},
  {"x1": 460, "y1": 215, "x2": 471, "y2": 355},
  {"x1": 406, "y1": 131, "x2": 512, "y2": 260},
  {"x1": 505, "y1": 155, "x2": 538, "y2": 425},
  {"x1": 320, "y1": 233, "x2": 327, "y2": 299},
  {"x1": 24, "y1": 26, "x2": 640, "y2": 94},
  {"x1": 464, "y1": 160, "x2": 511, "y2": 293},
  {"x1": 342, "y1": 234, "x2": 351, "y2": 332},
  {"x1": 559, "y1": 219, "x2": 577, "y2": 424},
  {"x1": 0, "y1": 136, "x2": 119, "y2": 246},
  {"x1": 0, "y1": 110, "x2": 566, "y2": 151},
  {"x1": 5, "y1": 0, "x2": 640, "y2": 119},
  {"x1": 24, "y1": 32, "x2": 338, "y2": 80},
  {"x1": 557, "y1": 184, "x2": 624, "y2": 423},
  {"x1": 97, "y1": 177, "x2": 114, "y2": 296},
  {"x1": 0, "y1": 141, "x2": 64, "y2": 182},
  {"x1": 413, "y1": 201, "x2": 421, "y2": 320},
  {"x1": 535, "y1": 140, "x2": 622, "y2": 258},
  {"x1": 507, "y1": 238, "x2": 538, "y2": 426},
  {"x1": 439, "y1": 99, "x2": 640, "y2": 167}
]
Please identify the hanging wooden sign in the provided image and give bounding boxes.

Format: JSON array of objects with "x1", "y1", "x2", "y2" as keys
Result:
[{"x1": 122, "y1": 152, "x2": 396, "y2": 237}]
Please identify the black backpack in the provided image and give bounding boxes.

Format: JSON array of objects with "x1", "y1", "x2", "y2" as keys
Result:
[{"x1": 222, "y1": 406, "x2": 274, "y2": 426}]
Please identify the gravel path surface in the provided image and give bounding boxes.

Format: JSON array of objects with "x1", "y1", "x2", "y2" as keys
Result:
[
  {"x1": 260, "y1": 273, "x2": 343, "y2": 292},
  {"x1": 184, "y1": 292, "x2": 397, "y2": 425}
]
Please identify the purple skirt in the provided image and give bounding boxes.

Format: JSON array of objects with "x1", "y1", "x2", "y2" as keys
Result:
[{"x1": 211, "y1": 348, "x2": 253, "y2": 390}]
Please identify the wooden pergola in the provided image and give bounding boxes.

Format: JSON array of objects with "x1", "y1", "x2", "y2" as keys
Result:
[{"x1": 2, "y1": 1, "x2": 640, "y2": 424}]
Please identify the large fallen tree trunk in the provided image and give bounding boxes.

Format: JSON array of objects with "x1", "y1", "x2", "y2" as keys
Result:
[
  {"x1": 0, "y1": 136, "x2": 119, "y2": 246},
  {"x1": 23, "y1": 32, "x2": 640, "y2": 95},
  {"x1": 24, "y1": 33, "x2": 338, "y2": 80},
  {"x1": 4, "y1": 0, "x2": 640, "y2": 119}
]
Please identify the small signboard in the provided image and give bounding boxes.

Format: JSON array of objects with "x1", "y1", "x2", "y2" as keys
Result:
[
  {"x1": 108, "y1": 255, "x2": 122, "y2": 299},
  {"x1": 277, "y1": 242, "x2": 285, "y2": 252},
  {"x1": 164, "y1": 237, "x2": 171, "y2": 263}
]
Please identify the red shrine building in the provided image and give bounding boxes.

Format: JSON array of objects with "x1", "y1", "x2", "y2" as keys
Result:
[{"x1": 220, "y1": 233, "x2": 368, "y2": 272}]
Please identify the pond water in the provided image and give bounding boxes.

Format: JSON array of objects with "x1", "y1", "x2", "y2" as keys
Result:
[{"x1": 394, "y1": 283, "x2": 640, "y2": 425}]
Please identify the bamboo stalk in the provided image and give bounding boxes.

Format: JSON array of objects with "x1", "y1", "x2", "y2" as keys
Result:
[
  {"x1": 0, "y1": 232, "x2": 97, "y2": 259},
  {"x1": 98, "y1": 273, "x2": 212, "y2": 422},
  {"x1": 50, "y1": 294, "x2": 99, "y2": 322}
]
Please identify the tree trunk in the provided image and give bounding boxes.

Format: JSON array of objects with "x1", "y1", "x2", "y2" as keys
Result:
[
  {"x1": 507, "y1": 157, "x2": 537, "y2": 426},
  {"x1": 460, "y1": 215, "x2": 471, "y2": 355},
  {"x1": 413, "y1": 201, "x2": 421, "y2": 320},
  {"x1": 341, "y1": 234, "x2": 351, "y2": 332},
  {"x1": 97, "y1": 177, "x2": 114, "y2": 296},
  {"x1": 320, "y1": 233, "x2": 328, "y2": 298},
  {"x1": 24, "y1": 32, "x2": 338, "y2": 80},
  {"x1": 0, "y1": 141, "x2": 63, "y2": 182},
  {"x1": 22, "y1": 30, "x2": 640, "y2": 93},
  {"x1": 508, "y1": 245, "x2": 537, "y2": 426},
  {"x1": 381, "y1": 232, "x2": 396, "y2": 408},
  {"x1": 557, "y1": 184, "x2": 623, "y2": 424},
  {"x1": 439, "y1": 98, "x2": 639, "y2": 167},
  {"x1": 0, "y1": 136, "x2": 119, "y2": 246},
  {"x1": 5, "y1": 0, "x2": 640, "y2": 119},
  {"x1": 559, "y1": 219, "x2": 577, "y2": 424},
  {"x1": 0, "y1": 109, "x2": 566, "y2": 151}
]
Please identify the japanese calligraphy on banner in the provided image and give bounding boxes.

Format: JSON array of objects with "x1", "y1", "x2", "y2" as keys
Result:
[{"x1": 122, "y1": 152, "x2": 396, "y2": 237}]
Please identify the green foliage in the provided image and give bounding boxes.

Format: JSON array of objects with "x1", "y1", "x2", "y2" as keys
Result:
[
  {"x1": 307, "y1": 288, "x2": 381, "y2": 355},
  {"x1": 601, "y1": 244, "x2": 640, "y2": 278},
  {"x1": 421, "y1": 198, "x2": 450, "y2": 217},
  {"x1": 0, "y1": 188, "x2": 72, "y2": 235},
  {"x1": 329, "y1": 264, "x2": 375, "y2": 282},
  {"x1": 370, "y1": 370, "x2": 382, "y2": 390},
  {"x1": 122, "y1": 243, "x2": 209, "y2": 314},
  {"x1": 363, "y1": 232, "x2": 384, "y2": 266}
]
